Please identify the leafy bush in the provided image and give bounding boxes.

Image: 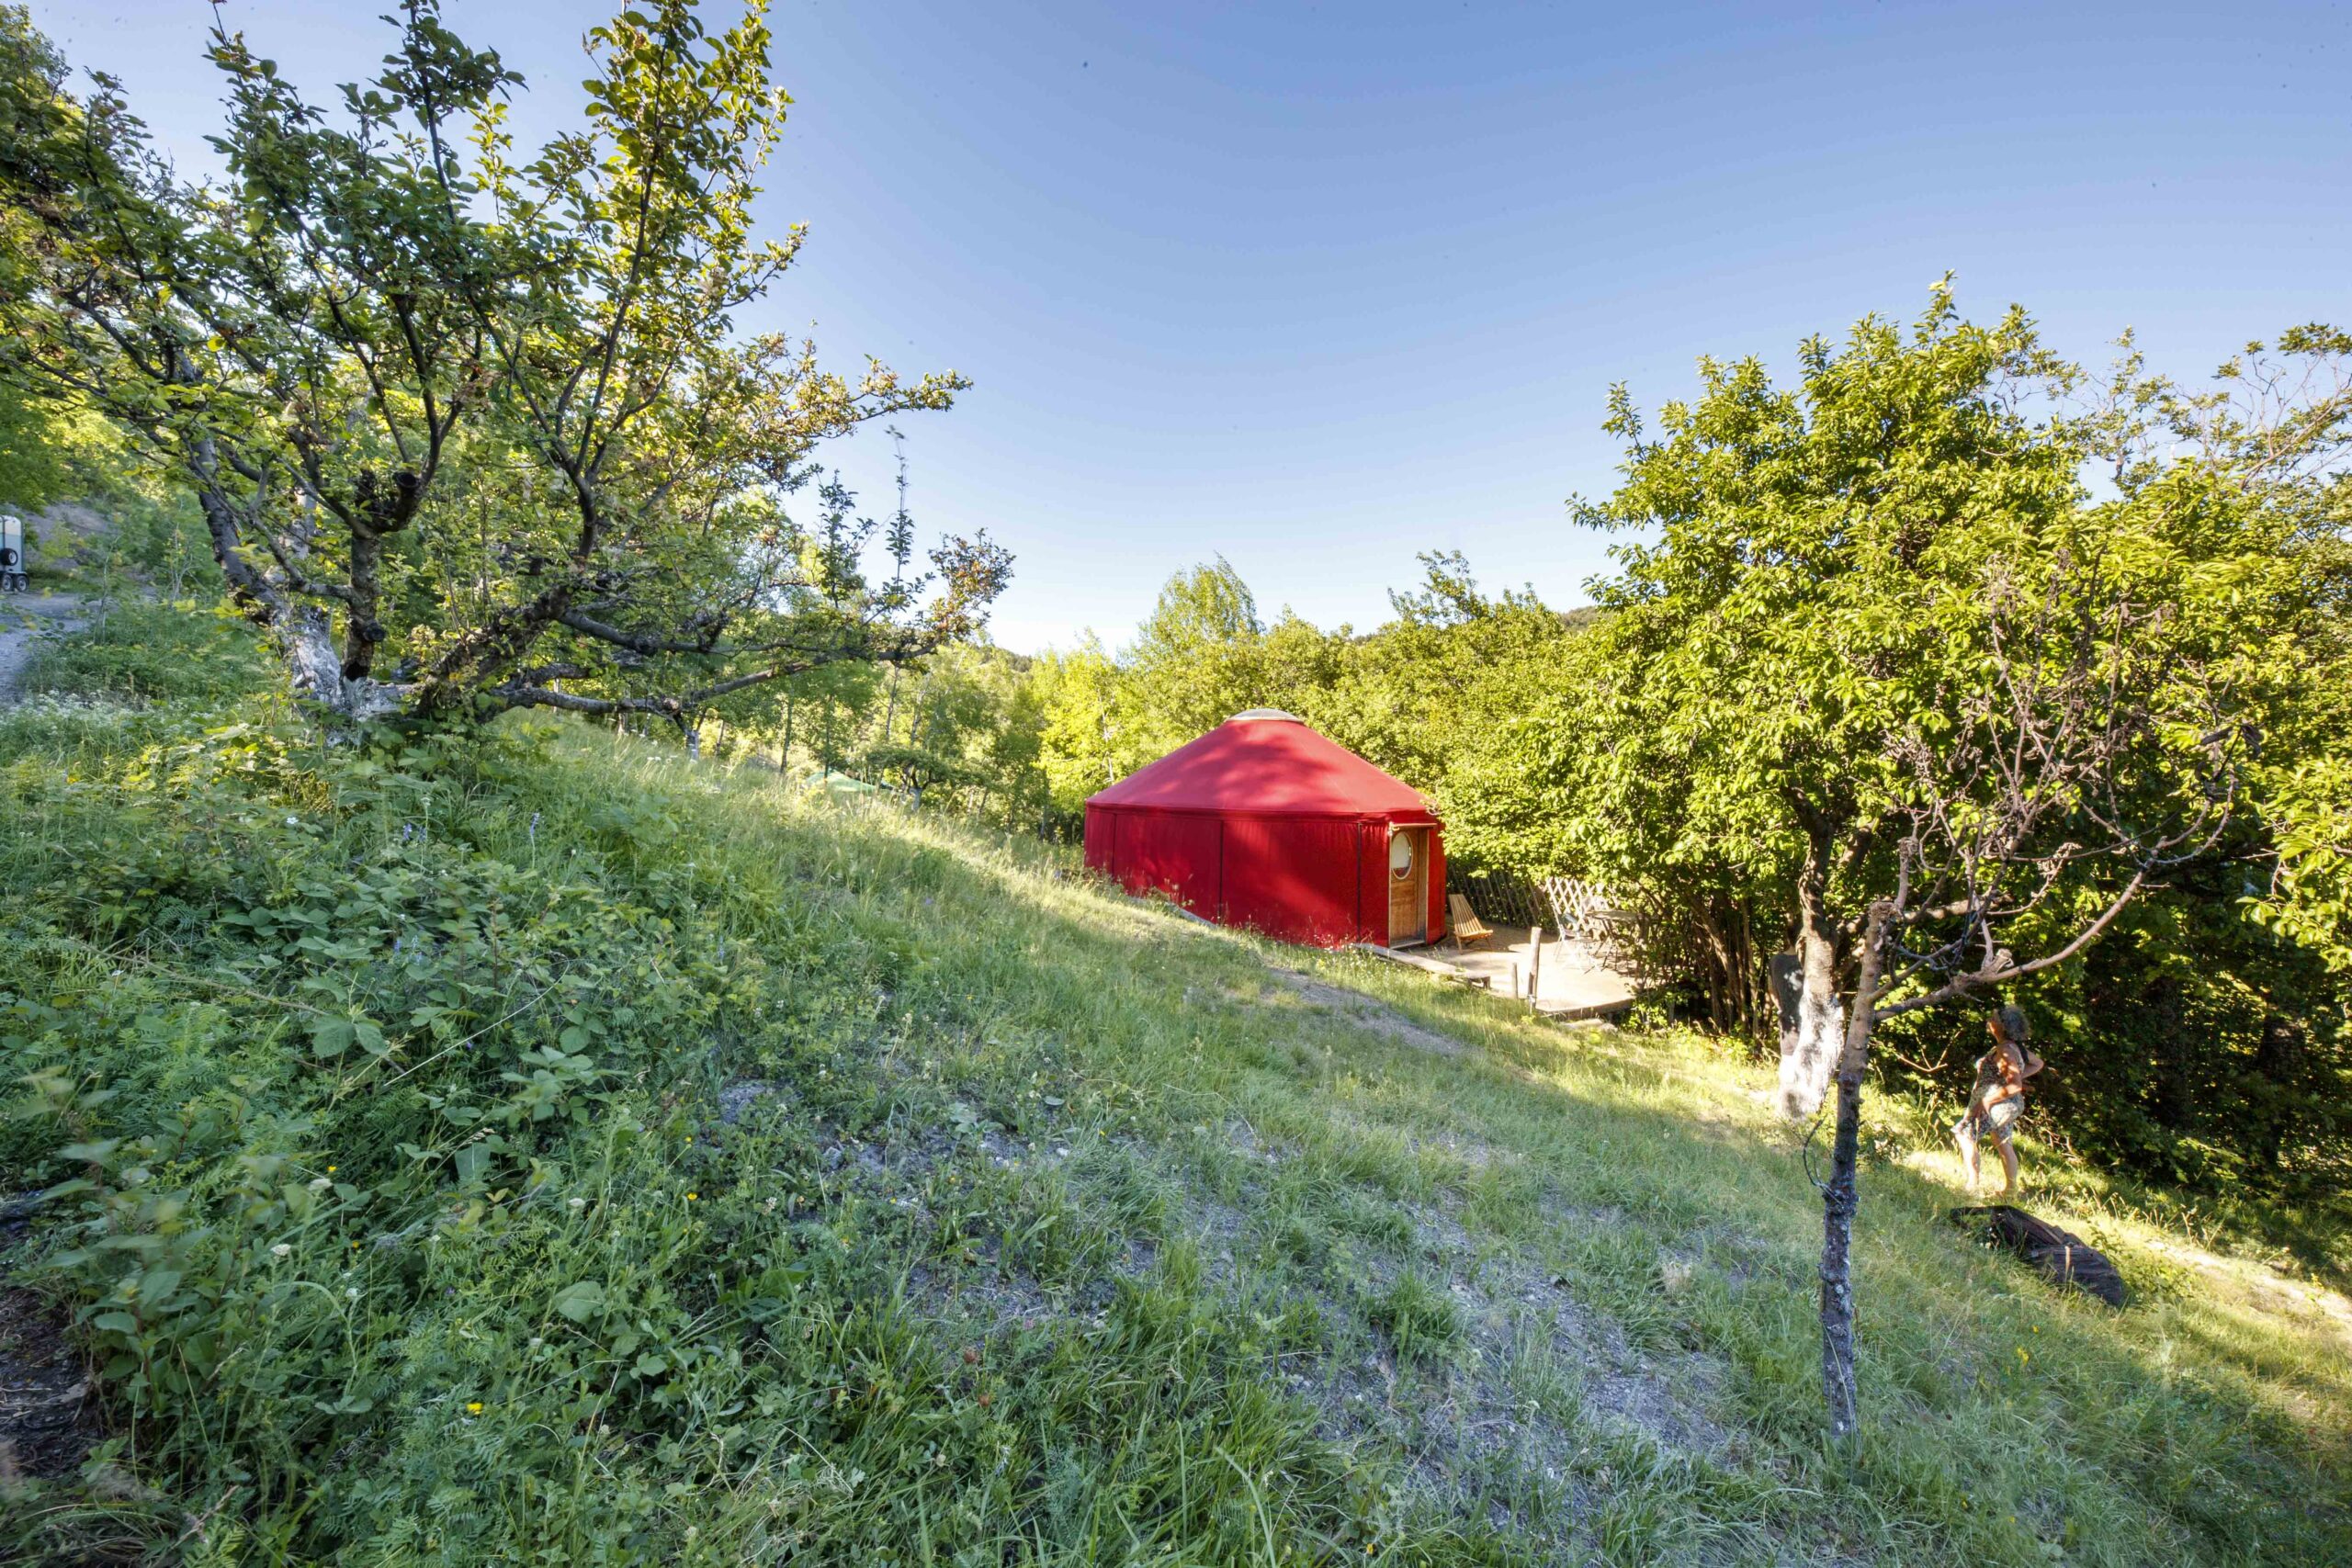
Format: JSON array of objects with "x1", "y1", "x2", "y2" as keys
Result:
[
  {"x1": 0, "y1": 703, "x2": 1465, "y2": 1564},
  {"x1": 16, "y1": 598, "x2": 272, "y2": 703}
]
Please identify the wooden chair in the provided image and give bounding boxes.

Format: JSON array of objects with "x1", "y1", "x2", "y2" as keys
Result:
[{"x1": 1446, "y1": 894, "x2": 1494, "y2": 948}]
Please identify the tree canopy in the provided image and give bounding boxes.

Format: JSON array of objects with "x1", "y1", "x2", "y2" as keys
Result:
[
  {"x1": 1552, "y1": 284, "x2": 2345, "y2": 1431},
  {"x1": 1566, "y1": 288, "x2": 2310, "y2": 1022},
  {"x1": 0, "y1": 0, "x2": 1006, "y2": 720}
]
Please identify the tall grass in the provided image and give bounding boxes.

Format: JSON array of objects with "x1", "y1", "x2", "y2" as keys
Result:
[
  {"x1": 1, "y1": 669, "x2": 2346, "y2": 1562},
  {"x1": 13, "y1": 597, "x2": 271, "y2": 705}
]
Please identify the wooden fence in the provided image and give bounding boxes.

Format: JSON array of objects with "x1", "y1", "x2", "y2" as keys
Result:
[
  {"x1": 1445, "y1": 867, "x2": 1548, "y2": 929},
  {"x1": 1445, "y1": 864, "x2": 1777, "y2": 1041},
  {"x1": 1445, "y1": 870, "x2": 1638, "y2": 947}
]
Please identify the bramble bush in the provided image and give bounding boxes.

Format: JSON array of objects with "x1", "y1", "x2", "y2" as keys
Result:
[{"x1": 0, "y1": 696, "x2": 1480, "y2": 1564}]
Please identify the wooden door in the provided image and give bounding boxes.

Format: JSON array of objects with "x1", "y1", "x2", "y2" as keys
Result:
[{"x1": 1386, "y1": 827, "x2": 1428, "y2": 946}]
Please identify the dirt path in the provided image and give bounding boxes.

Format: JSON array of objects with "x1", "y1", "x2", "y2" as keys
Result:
[
  {"x1": 1265, "y1": 967, "x2": 1475, "y2": 1058},
  {"x1": 0, "y1": 592, "x2": 86, "y2": 700},
  {"x1": 0, "y1": 1195, "x2": 99, "y2": 1485},
  {"x1": 0, "y1": 597, "x2": 105, "y2": 1487}
]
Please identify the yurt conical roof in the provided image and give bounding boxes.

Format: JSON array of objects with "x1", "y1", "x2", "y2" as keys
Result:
[{"x1": 1086, "y1": 711, "x2": 1429, "y2": 817}]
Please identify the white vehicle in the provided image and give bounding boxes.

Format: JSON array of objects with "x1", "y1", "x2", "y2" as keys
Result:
[{"x1": 0, "y1": 513, "x2": 25, "y2": 592}]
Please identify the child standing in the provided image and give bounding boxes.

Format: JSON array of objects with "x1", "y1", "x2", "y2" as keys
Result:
[{"x1": 1953, "y1": 1004, "x2": 2044, "y2": 1198}]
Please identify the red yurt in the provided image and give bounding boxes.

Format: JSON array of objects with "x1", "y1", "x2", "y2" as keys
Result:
[{"x1": 1083, "y1": 709, "x2": 1445, "y2": 948}]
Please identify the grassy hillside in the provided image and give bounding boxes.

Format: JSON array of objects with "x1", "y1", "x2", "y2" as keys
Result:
[{"x1": 2, "y1": 626, "x2": 2347, "y2": 1563}]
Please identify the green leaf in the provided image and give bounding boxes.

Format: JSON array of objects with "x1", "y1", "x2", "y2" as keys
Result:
[
  {"x1": 454, "y1": 1143, "x2": 495, "y2": 1187},
  {"x1": 550, "y1": 1280, "x2": 605, "y2": 1323}
]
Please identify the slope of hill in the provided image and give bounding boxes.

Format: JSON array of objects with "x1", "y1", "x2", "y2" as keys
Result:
[{"x1": 1, "y1": 623, "x2": 2346, "y2": 1564}]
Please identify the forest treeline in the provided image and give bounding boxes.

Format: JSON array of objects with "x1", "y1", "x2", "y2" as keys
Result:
[{"x1": 679, "y1": 545, "x2": 1581, "y2": 869}]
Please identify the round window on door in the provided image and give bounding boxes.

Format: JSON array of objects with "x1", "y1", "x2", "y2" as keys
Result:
[{"x1": 1389, "y1": 833, "x2": 1415, "y2": 879}]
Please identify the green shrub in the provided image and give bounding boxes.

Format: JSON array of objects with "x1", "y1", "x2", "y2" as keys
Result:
[
  {"x1": 17, "y1": 597, "x2": 272, "y2": 703},
  {"x1": 0, "y1": 704, "x2": 1481, "y2": 1565}
]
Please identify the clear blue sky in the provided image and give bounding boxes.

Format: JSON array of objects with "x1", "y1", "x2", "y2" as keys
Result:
[{"x1": 30, "y1": 1, "x2": 2351, "y2": 652}]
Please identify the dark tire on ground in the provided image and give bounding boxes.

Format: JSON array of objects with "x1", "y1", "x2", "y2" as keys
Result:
[{"x1": 1951, "y1": 1204, "x2": 2130, "y2": 1308}]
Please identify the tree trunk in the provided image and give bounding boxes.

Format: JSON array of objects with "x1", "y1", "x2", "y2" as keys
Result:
[
  {"x1": 1819, "y1": 897, "x2": 1893, "y2": 1438},
  {"x1": 281, "y1": 604, "x2": 404, "y2": 720},
  {"x1": 189, "y1": 469, "x2": 402, "y2": 721},
  {"x1": 1701, "y1": 910, "x2": 1731, "y2": 1031},
  {"x1": 1741, "y1": 902, "x2": 1766, "y2": 1045},
  {"x1": 1781, "y1": 831, "x2": 1845, "y2": 1119},
  {"x1": 189, "y1": 447, "x2": 277, "y2": 622},
  {"x1": 341, "y1": 520, "x2": 385, "y2": 678}
]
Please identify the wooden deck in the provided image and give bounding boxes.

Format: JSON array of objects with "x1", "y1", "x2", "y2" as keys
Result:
[{"x1": 1374, "y1": 923, "x2": 1641, "y2": 1021}]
